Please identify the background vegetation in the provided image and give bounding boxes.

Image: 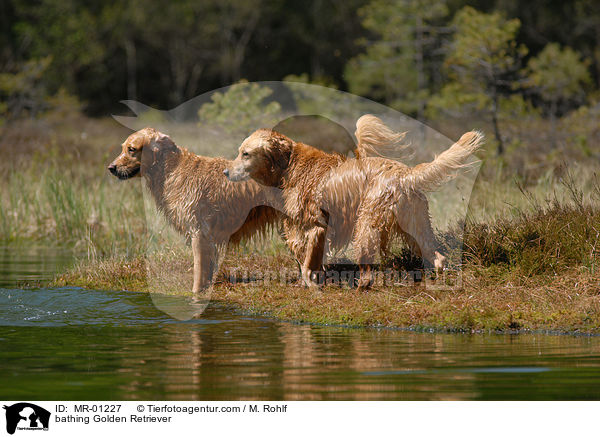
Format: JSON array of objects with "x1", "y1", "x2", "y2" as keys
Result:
[
  {"x1": 2, "y1": 0, "x2": 599, "y2": 234},
  {"x1": 1, "y1": 0, "x2": 599, "y2": 330}
]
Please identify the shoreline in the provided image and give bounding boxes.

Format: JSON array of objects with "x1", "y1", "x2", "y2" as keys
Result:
[{"x1": 50, "y1": 253, "x2": 600, "y2": 335}]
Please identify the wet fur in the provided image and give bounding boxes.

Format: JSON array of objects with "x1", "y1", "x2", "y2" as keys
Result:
[
  {"x1": 228, "y1": 116, "x2": 483, "y2": 290},
  {"x1": 108, "y1": 128, "x2": 282, "y2": 293}
]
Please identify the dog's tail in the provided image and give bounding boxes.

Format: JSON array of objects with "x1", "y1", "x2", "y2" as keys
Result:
[
  {"x1": 354, "y1": 114, "x2": 409, "y2": 159},
  {"x1": 402, "y1": 131, "x2": 484, "y2": 192}
]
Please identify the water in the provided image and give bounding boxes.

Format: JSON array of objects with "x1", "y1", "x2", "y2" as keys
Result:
[
  {"x1": 0, "y1": 246, "x2": 75, "y2": 288},
  {"x1": 1, "y1": 248, "x2": 600, "y2": 400}
]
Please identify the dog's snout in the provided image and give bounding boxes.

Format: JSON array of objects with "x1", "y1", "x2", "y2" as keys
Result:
[
  {"x1": 108, "y1": 164, "x2": 117, "y2": 175},
  {"x1": 223, "y1": 168, "x2": 229, "y2": 177}
]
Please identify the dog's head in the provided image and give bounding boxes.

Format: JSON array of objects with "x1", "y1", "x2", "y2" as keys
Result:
[
  {"x1": 224, "y1": 129, "x2": 293, "y2": 186},
  {"x1": 108, "y1": 127, "x2": 176, "y2": 179}
]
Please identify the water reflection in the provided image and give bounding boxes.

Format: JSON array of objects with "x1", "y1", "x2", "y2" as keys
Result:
[
  {"x1": 0, "y1": 246, "x2": 75, "y2": 287},
  {"x1": 1, "y1": 287, "x2": 600, "y2": 400}
]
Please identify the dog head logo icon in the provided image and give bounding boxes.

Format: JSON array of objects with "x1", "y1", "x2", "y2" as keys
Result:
[{"x1": 3, "y1": 403, "x2": 50, "y2": 435}]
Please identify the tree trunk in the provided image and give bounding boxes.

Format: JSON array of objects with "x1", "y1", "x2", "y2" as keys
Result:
[
  {"x1": 491, "y1": 92, "x2": 504, "y2": 155},
  {"x1": 415, "y1": 16, "x2": 425, "y2": 121},
  {"x1": 124, "y1": 38, "x2": 137, "y2": 102},
  {"x1": 414, "y1": 15, "x2": 426, "y2": 143},
  {"x1": 550, "y1": 99, "x2": 557, "y2": 148}
]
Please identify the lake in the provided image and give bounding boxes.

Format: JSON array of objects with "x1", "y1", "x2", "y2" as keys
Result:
[{"x1": 1, "y1": 247, "x2": 600, "y2": 400}]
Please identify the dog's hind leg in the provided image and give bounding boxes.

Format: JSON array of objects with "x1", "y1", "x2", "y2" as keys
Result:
[
  {"x1": 394, "y1": 194, "x2": 446, "y2": 275},
  {"x1": 353, "y1": 214, "x2": 382, "y2": 291},
  {"x1": 192, "y1": 233, "x2": 218, "y2": 294}
]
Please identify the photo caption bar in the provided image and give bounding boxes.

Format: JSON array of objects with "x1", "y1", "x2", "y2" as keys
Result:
[{"x1": 1, "y1": 401, "x2": 596, "y2": 437}]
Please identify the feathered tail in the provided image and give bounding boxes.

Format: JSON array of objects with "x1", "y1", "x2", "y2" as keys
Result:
[
  {"x1": 354, "y1": 114, "x2": 483, "y2": 191},
  {"x1": 402, "y1": 131, "x2": 484, "y2": 192},
  {"x1": 354, "y1": 114, "x2": 409, "y2": 159}
]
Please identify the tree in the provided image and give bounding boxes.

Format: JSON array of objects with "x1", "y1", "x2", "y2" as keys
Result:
[
  {"x1": 0, "y1": 56, "x2": 51, "y2": 118},
  {"x1": 429, "y1": 6, "x2": 528, "y2": 154},
  {"x1": 524, "y1": 43, "x2": 591, "y2": 146},
  {"x1": 217, "y1": 0, "x2": 263, "y2": 83},
  {"x1": 131, "y1": 0, "x2": 221, "y2": 107},
  {"x1": 345, "y1": 0, "x2": 449, "y2": 120},
  {"x1": 12, "y1": 0, "x2": 107, "y2": 100},
  {"x1": 198, "y1": 80, "x2": 281, "y2": 137}
]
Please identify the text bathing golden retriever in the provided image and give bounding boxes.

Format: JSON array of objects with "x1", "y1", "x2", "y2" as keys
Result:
[
  {"x1": 108, "y1": 128, "x2": 283, "y2": 294},
  {"x1": 225, "y1": 115, "x2": 483, "y2": 290}
]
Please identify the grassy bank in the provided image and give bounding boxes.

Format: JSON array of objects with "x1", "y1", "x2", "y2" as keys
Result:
[
  {"x1": 52, "y1": 254, "x2": 600, "y2": 333},
  {"x1": 52, "y1": 195, "x2": 600, "y2": 333},
  {"x1": 4, "y1": 112, "x2": 600, "y2": 332},
  {"x1": 0, "y1": 111, "x2": 147, "y2": 257}
]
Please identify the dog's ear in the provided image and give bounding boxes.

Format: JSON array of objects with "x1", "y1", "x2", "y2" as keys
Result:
[
  {"x1": 152, "y1": 133, "x2": 176, "y2": 152},
  {"x1": 144, "y1": 132, "x2": 177, "y2": 166},
  {"x1": 265, "y1": 133, "x2": 292, "y2": 172}
]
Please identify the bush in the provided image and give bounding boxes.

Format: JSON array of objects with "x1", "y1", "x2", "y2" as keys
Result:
[
  {"x1": 198, "y1": 80, "x2": 281, "y2": 137},
  {"x1": 463, "y1": 177, "x2": 600, "y2": 275}
]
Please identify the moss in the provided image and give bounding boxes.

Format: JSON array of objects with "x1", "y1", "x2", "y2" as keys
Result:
[
  {"x1": 51, "y1": 249, "x2": 600, "y2": 333},
  {"x1": 8, "y1": 112, "x2": 600, "y2": 333}
]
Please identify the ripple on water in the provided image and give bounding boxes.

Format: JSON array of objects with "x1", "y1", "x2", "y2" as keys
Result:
[{"x1": 0, "y1": 287, "x2": 222, "y2": 327}]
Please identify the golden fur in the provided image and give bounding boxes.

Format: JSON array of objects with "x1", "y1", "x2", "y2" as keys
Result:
[
  {"x1": 353, "y1": 114, "x2": 409, "y2": 159},
  {"x1": 108, "y1": 128, "x2": 282, "y2": 293},
  {"x1": 226, "y1": 116, "x2": 483, "y2": 290}
]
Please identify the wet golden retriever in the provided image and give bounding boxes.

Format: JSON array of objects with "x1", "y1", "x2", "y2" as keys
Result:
[
  {"x1": 225, "y1": 115, "x2": 483, "y2": 290},
  {"x1": 108, "y1": 128, "x2": 282, "y2": 294}
]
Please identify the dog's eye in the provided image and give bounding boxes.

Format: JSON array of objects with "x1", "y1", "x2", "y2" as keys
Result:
[
  {"x1": 242, "y1": 152, "x2": 249, "y2": 158},
  {"x1": 128, "y1": 147, "x2": 136, "y2": 153}
]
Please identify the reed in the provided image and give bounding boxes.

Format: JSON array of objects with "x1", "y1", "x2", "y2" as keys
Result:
[{"x1": 5, "y1": 113, "x2": 600, "y2": 331}]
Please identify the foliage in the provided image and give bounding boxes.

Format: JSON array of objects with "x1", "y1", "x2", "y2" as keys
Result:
[
  {"x1": 0, "y1": 56, "x2": 51, "y2": 118},
  {"x1": 525, "y1": 43, "x2": 591, "y2": 113},
  {"x1": 284, "y1": 73, "x2": 338, "y2": 89},
  {"x1": 1, "y1": 0, "x2": 599, "y2": 126},
  {"x1": 345, "y1": 0, "x2": 448, "y2": 117},
  {"x1": 2, "y1": 0, "x2": 369, "y2": 114},
  {"x1": 12, "y1": 0, "x2": 108, "y2": 106},
  {"x1": 561, "y1": 93, "x2": 600, "y2": 157},
  {"x1": 428, "y1": 6, "x2": 528, "y2": 153},
  {"x1": 282, "y1": 73, "x2": 363, "y2": 118},
  {"x1": 198, "y1": 80, "x2": 282, "y2": 136},
  {"x1": 522, "y1": 43, "x2": 591, "y2": 146}
]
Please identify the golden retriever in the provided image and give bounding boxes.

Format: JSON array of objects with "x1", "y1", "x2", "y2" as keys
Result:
[
  {"x1": 108, "y1": 128, "x2": 282, "y2": 294},
  {"x1": 225, "y1": 115, "x2": 483, "y2": 290}
]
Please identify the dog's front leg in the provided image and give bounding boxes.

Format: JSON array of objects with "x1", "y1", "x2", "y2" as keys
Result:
[
  {"x1": 192, "y1": 234, "x2": 203, "y2": 294},
  {"x1": 300, "y1": 225, "x2": 326, "y2": 287},
  {"x1": 191, "y1": 233, "x2": 217, "y2": 294}
]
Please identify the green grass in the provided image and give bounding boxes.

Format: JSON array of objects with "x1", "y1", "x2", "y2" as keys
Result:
[
  {"x1": 0, "y1": 113, "x2": 146, "y2": 257},
  {"x1": 51, "y1": 192, "x2": 600, "y2": 333},
  {"x1": 4, "y1": 112, "x2": 600, "y2": 332},
  {"x1": 463, "y1": 178, "x2": 600, "y2": 276}
]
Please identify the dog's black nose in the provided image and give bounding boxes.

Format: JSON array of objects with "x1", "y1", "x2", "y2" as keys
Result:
[
  {"x1": 223, "y1": 168, "x2": 229, "y2": 177},
  {"x1": 108, "y1": 164, "x2": 117, "y2": 175}
]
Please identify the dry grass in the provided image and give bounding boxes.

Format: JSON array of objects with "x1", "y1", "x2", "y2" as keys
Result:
[
  {"x1": 216, "y1": 267, "x2": 600, "y2": 333},
  {"x1": 7, "y1": 111, "x2": 600, "y2": 332},
  {"x1": 462, "y1": 180, "x2": 600, "y2": 276},
  {"x1": 53, "y1": 216, "x2": 600, "y2": 333}
]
